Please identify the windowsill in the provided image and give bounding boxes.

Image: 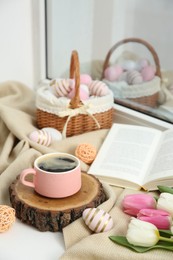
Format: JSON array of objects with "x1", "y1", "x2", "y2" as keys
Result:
[{"x1": 113, "y1": 103, "x2": 173, "y2": 131}]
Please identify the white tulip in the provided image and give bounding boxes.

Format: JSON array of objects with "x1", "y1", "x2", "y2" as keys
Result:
[
  {"x1": 157, "y1": 193, "x2": 173, "y2": 217},
  {"x1": 126, "y1": 218, "x2": 159, "y2": 247}
]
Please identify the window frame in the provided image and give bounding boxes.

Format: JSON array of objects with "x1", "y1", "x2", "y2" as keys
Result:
[{"x1": 33, "y1": 0, "x2": 173, "y2": 131}]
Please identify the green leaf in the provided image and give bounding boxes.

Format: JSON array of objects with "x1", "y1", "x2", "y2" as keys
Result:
[
  {"x1": 109, "y1": 236, "x2": 173, "y2": 253},
  {"x1": 157, "y1": 185, "x2": 173, "y2": 194},
  {"x1": 159, "y1": 229, "x2": 173, "y2": 238}
]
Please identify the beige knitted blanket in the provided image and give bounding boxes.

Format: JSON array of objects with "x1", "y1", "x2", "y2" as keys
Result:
[{"x1": 0, "y1": 81, "x2": 172, "y2": 259}]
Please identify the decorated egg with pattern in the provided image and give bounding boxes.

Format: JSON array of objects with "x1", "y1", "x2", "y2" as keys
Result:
[
  {"x1": 126, "y1": 70, "x2": 143, "y2": 85},
  {"x1": 29, "y1": 129, "x2": 52, "y2": 146},
  {"x1": 82, "y1": 207, "x2": 113, "y2": 233},
  {"x1": 29, "y1": 128, "x2": 62, "y2": 146},
  {"x1": 42, "y1": 127, "x2": 62, "y2": 141},
  {"x1": 89, "y1": 80, "x2": 109, "y2": 96},
  {"x1": 50, "y1": 78, "x2": 74, "y2": 97}
]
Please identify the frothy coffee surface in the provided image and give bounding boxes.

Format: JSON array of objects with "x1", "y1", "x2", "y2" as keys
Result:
[{"x1": 38, "y1": 156, "x2": 77, "y2": 172}]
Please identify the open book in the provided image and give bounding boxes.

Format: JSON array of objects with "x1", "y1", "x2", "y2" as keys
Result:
[{"x1": 88, "y1": 123, "x2": 173, "y2": 191}]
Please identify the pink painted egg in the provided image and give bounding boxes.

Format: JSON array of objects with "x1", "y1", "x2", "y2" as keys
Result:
[
  {"x1": 67, "y1": 84, "x2": 89, "y2": 100},
  {"x1": 104, "y1": 65, "x2": 123, "y2": 81},
  {"x1": 89, "y1": 80, "x2": 109, "y2": 96},
  {"x1": 126, "y1": 70, "x2": 143, "y2": 85},
  {"x1": 50, "y1": 79, "x2": 74, "y2": 97},
  {"x1": 82, "y1": 208, "x2": 113, "y2": 233},
  {"x1": 137, "y1": 58, "x2": 149, "y2": 71},
  {"x1": 141, "y1": 65, "x2": 156, "y2": 82},
  {"x1": 29, "y1": 129, "x2": 52, "y2": 146},
  {"x1": 80, "y1": 74, "x2": 92, "y2": 85}
]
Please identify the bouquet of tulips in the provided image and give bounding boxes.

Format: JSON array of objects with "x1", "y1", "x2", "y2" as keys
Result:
[{"x1": 109, "y1": 186, "x2": 173, "y2": 252}]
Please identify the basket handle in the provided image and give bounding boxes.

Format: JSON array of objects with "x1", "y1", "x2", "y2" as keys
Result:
[
  {"x1": 101, "y1": 38, "x2": 162, "y2": 79},
  {"x1": 69, "y1": 50, "x2": 82, "y2": 109}
]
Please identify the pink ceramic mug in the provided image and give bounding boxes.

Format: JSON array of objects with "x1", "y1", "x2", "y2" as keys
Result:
[{"x1": 20, "y1": 152, "x2": 81, "y2": 198}]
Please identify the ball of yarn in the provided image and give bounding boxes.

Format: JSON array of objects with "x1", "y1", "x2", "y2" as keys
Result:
[
  {"x1": 0, "y1": 205, "x2": 15, "y2": 232},
  {"x1": 126, "y1": 70, "x2": 143, "y2": 85},
  {"x1": 80, "y1": 74, "x2": 92, "y2": 85},
  {"x1": 141, "y1": 65, "x2": 156, "y2": 82},
  {"x1": 75, "y1": 143, "x2": 97, "y2": 164},
  {"x1": 89, "y1": 80, "x2": 109, "y2": 96},
  {"x1": 50, "y1": 79, "x2": 74, "y2": 97},
  {"x1": 67, "y1": 84, "x2": 90, "y2": 100},
  {"x1": 104, "y1": 65, "x2": 123, "y2": 81}
]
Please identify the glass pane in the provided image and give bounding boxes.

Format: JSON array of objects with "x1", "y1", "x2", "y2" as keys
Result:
[{"x1": 46, "y1": 0, "x2": 173, "y2": 124}]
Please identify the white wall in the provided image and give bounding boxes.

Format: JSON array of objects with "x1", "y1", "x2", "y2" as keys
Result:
[
  {"x1": 0, "y1": 0, "x2": 45, "y2": 89},
  {"x1": 47, "y1": 0, "x2": 173, "y2": 79}
]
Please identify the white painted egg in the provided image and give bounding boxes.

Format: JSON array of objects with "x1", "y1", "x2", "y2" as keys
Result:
[
  {"x1": 42, "y1": 127, "x2": 62, "y2": 141},
  {"x1": 82, "y1": 208, "x2": 113, "y2": 233},
  {"x1": 29, "y1": 129, "x2": 52, "y2": 146},
  {"x1": 126, "y1": 70, "x2": 143, "y2": 85},
  {"x1": 122, "y1": 60, "x2": 138, "y2": 71},
  {"x1": 89, "y1": 80, "x2": 109, "y2": 96}
]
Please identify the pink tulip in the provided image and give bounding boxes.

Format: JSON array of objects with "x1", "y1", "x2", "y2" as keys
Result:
[
  {"x1": 137, "y1": 209, "x2": 171, "y2": 230},
  {"x1": 122, "y1": 194, "x2": 156, "y2": 216}
]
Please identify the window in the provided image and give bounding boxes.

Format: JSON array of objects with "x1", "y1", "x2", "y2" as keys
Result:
[{"x1": 44, "y1": 0, "x2": 173, "y2": 128}]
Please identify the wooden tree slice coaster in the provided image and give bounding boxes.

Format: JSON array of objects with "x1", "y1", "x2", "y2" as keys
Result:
[{"x1": 9, "y1": 172, "x2": 106, "y2": 232}]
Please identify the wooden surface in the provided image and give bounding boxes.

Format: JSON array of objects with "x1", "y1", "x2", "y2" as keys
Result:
[{"x1": 9, "y1": 172, "x2": 106, "y2": 232}]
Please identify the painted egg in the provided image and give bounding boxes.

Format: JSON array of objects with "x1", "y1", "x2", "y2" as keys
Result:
[
  {"x1": 29, "y1": 129, "x2": 52, "y2": 146},
  {"x1": 67, "y1": 84, "x2": 90, "y2": 100},
  {"x1": 122, "y1": 60, "x2": 138, "y2": 71},
  {"x1": 126, "y1": 70, "x2": 143, "y2": 85},
  {"x1": 104, "y1": 65, "x2": 123, "y2": 82},
  {"x1": 82, "y1": 207, "x2": 113, "y2": 233},
  {"x1": 50, "y1": 79, "x2": 74, "y2": 97},
  {"x1": 141, "y1": 65, "x2": 156, "y2": 82},
  {"x1": 42, "y1": 127, "x2": 62, "y2": 141},
  {"x1": 0, "y1": 205, "x2": 15, "y2": 233},
  {"x1": 80, "y1": 74, "x2": 92, "y2": 85},
  {"x1": 89, "y1": 80, "x2": 109, "y2": 96},
  {"x1": 118, "y1": 71, "x2": 128, "y2": 81},
  {"x1": 137, "y1": 58, "x2": 149, "y2": 71}
]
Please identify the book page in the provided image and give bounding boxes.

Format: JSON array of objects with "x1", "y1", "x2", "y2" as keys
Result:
[
  {"x1": 143, "y1": 128, "x2": 173, "y2": 184},
  {"x1": 88, "y1": 124, "x2": 162, "y2": 186}
]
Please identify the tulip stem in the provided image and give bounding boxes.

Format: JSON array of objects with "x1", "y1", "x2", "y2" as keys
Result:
[{"x1": 159, "y1": 236, "x2": 173, "y2": 243}]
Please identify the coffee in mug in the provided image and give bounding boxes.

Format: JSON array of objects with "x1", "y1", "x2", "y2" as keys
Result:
[{"x1": 20, "y1": 153, "x2": 81, "y2": 198}]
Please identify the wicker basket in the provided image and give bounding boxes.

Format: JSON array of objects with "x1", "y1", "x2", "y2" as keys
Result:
[
  {"x1": 102, "y1": 38, "x2": 162, "y2": 111},
  {"x1": 36, "y1": 50, "x2": 114, "y2": 137}
]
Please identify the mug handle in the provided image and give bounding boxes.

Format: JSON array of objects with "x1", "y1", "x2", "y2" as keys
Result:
[{"x1": 20, "y1": 168, "x2": 36, "y2": 188}]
